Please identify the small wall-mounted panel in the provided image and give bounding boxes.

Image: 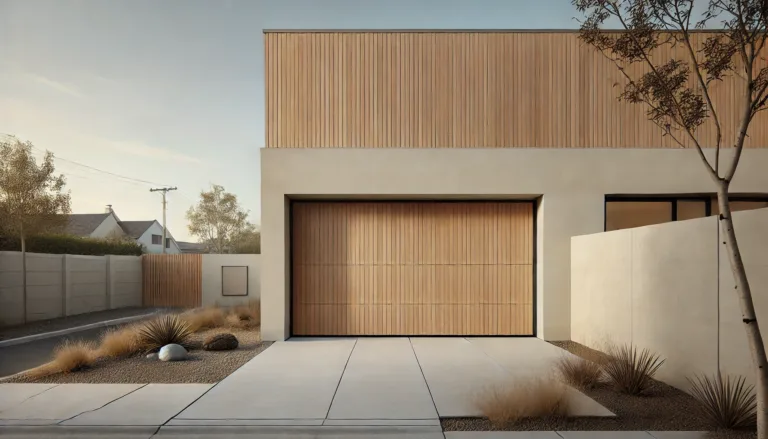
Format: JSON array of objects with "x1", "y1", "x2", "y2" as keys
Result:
[{"x1": 222, "y1": 266, "x2": 249, "y2": 296}]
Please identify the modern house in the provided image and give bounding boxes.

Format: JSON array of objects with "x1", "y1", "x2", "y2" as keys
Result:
[
  {"x1": 65, "y1": 206, "x2": 181, "y2": 254},
  {"x1": 260, "y1": 30, "x2": 768, "y2": 342}
]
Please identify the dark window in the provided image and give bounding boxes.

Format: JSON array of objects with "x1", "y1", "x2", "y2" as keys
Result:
[
  {"x1": 151, "y1": 234, "x2": 162, "y2": 245},
  {"x1": 166, "y1": 239, "x2": 171, "y2": 248},
  {"x1": 605, "y1": 195, "x2": 768, "y2": 231}
]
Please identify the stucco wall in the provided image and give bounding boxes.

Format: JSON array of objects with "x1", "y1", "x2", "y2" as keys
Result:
[
  {"x1": 260, "y1": 147, "x2": 768, "y2": 341},
  {"x1": 0, "y1": 251, "x2": 142, "y2": 327},
  {"x1": 571, "y1": 208, "x2": 768, "y2": 390},
  {"x1": 91, "y1": 213, "x2": 125, "y2": 239},
  {"x1": 201, "y1": 254, "x2": 260, "y2": 307}
]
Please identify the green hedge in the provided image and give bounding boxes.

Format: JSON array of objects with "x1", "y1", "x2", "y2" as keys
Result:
[{"x1": 0, "y1": 234, "x2": 144, "y2": 256}]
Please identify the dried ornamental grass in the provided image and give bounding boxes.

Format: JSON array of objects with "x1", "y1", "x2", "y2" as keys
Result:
[
  {"x1": 27, "y1": 340, "x2": 96, "y2": 378},
  {"x1": 687, "y1": 372, "x2": 756, "y2": 429},
  {"x1": 181, "y1": 307, "x2": 226, "y2": 332},
  {"x1": 97, "y1": 326, "x2": 142, "y2": 358},
  {"x1": 475, "y1": 377, "x2": 570, "y2": 425},
  {"x1": 603, "y1": 343, "x2": 665, "y2": 395},
  {"x1": 556, "y1": 353, "x2": 603, "y2": 390}
]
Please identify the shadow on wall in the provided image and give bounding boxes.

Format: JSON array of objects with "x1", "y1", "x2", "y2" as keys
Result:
[{"x1": 570, "y1": 207, "x2": 768, "y2": 391}]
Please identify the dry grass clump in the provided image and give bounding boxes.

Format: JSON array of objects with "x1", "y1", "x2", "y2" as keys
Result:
[
  {"x1": 687, "y1": 372, "x2": 757, "y2": 429},
  {"x1": 27, "y1": 340, "x2": 96, "y2": 379},
  {"x1": 475, "y1": 377, "x2": 570, "y2": 426},
  {"x1": 603, "y1": 343, "x2": 665, "y2": 395},
  {"x1": 556, "y1": 353, "x2": 604, "y2": 390},
  {"x1": 226, "y1": 300, "x2": 261, "y2": 329},
  {"x1": 96, "y1": 326, "x2": 142, "y2": 358},
  {"x1": 138, "y1": 315, "x2": 193, "y2": 353},
  {"x1": 181, "y1": 306, "x2": 227, "y2": 332}
]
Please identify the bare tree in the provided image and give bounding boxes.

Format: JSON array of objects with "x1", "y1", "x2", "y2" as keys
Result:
[
  {"x1": 186, "y1": 184, "x2": 252, "y2": 253},
  {"x1": 0, "y1": 137, "x2": 71, "y2": 322},
  {"x1": 574, "y1": 0, "x2": 768, "y2": 432}
]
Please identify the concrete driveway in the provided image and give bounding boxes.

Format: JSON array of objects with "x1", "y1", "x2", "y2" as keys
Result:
[{"x1": 172, "y1": 337, "x2": 612, "y2": 426}]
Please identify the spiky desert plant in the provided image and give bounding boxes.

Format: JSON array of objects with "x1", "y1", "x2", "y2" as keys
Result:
[
  {"x1": 688, "y1": 372, "x2": 757, "y2": 429},
  {"x1": 556, "y1": 354, "x2": 603, "y2": 390},
  {"x1": 138, "y1": 315, "x2": 193, "y2": 353},
  {"x1": 603, "y1": 343, "x2": 665, "y2": 395}
]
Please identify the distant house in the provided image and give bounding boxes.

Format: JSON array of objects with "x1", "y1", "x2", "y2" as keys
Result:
[
  {"x1": 176, "y1": 241, "x2": 207, "y2": 254},
  {"x1": 64, "y1": 206, "x2": 181, "y2": 254}
]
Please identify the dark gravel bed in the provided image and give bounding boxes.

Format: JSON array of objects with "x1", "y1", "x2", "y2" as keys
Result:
[
  {"x1": 441, "y1": 340, "x2": 756, "y2": 438},
  {"x1": 4, "y1": 328, "x2": 271, "y2": 384},
  {"x1": 0, "y1": 307, "x2": 173, "y2": 341}
]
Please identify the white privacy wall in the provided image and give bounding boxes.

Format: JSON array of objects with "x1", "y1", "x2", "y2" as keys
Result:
[
  {"x1": 201, "y1": 254, "x2": 260, "y2": 307},
  {"x1": 571, "y1": 208, "x2": 768, "y2": 390},
  {"x1": 0, "y1": 251, "x2": 142, "y2": 326}
]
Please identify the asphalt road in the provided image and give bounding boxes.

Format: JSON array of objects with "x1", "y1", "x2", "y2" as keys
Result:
[{"x1": 0, "y1": 326, "x2": 116, "y2": 378}]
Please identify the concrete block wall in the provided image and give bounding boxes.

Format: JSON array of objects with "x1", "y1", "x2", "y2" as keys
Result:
[
  {"x1": 571, "y1": 207, "x2": 768, "y2": 390},
  {"x1": 201, "y1": 254, "x2": 260, "y2": 308},
  {"x1": 0, "y1": 251, "x2": 142, "y2": 327}
]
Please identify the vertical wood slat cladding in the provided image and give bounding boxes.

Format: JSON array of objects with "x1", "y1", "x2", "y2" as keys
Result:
[
  {"x1": 265, "y1": 31, "x2": 768, "y2": 149},
  {"x1": 142, "y1": 254, "x2": 202, "y2": 308},
  {"x1": 291, "y1": 202, "x2": 534, "y2": 336}
]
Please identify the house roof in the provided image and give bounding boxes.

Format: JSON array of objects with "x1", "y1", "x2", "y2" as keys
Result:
[
  {"x1": 177, "y1": 241, "x2": 207, "y2": 253},
  {"x1": 64, "y1": 213, "x2": 111, "y2": 237},
  {"x1": 118, "y1": 221, "x2": 156, "y2": 239}
]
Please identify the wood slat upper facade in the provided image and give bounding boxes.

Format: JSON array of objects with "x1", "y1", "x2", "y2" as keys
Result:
[
  {"x1": 265, "y1": 31, "x2": 768, "y2": 149},
  {"x1": 291, "y1": 201, "x2": 534, "y2": 336}
]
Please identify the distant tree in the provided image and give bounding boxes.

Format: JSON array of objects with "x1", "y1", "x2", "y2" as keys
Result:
[
  {"x1": 231, "y1": 224, "x2": 261, "y2": 254},
  {"x1": 574, "y1": 0, "x2": 768, "y2": 433},
  {"x1": 0, "y1": 137, "x2": 71, "y2": 322},
  {"x1": 186, "y1": 184, "x2": 252, "y2": 253}
]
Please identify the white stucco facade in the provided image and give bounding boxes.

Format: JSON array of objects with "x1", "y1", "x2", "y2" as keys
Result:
[
  {"x1": 137, "y1": 221, "x2": 181, "y2": 254},
  {"x1": 260, "y1": 147, "x2": 768, "y2": 342}
]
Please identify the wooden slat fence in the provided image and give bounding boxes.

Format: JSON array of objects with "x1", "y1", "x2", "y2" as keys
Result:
[{"x1": 142, "y1": 254, "x2": 202, "y2": 308}]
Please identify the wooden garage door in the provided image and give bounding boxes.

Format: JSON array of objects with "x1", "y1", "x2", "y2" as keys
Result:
[{"x1": 291, "y1": 201, "x2": 534, "y2": 336}]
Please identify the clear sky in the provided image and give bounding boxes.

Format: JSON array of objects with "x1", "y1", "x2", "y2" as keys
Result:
[{"x1": 1, "y1": 0, "x2": 585, "y2": 241}]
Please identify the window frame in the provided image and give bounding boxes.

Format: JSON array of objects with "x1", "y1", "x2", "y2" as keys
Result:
[{"x1": 151, "y1": 234, "x2": 162, "y2": 245}]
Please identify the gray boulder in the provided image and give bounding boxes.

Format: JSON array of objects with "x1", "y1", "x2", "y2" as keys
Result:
[
  {"x1": 203, "y1": 333, "x2": 239, "y2": 351},
  {"x1": 158, "y1": 343, "x2": 188, "y2": 361},
  {"x1": 146, "y1": 353, "x2": 158, "y2": 360}
]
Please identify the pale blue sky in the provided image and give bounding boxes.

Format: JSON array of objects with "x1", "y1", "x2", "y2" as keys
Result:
[{"x1": 0, "y1": 0, "x2": 586, "y2": 241}]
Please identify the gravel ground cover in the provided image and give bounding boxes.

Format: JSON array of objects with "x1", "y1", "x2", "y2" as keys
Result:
[
  {"x1": 0, "y1": 307, "x2": 172, "y2": 341},
  {"x1": 441, "y1": 340, "x2": 756, "y2": 438},
  {"x1": 3, "y1": 327, "x2": 270, "y2": 384}
]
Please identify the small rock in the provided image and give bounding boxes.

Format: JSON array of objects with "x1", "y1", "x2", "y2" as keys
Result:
[
  {"x1": 203, "y1": 333, "x2": 239, "y2": 351},
  {"x1": 146, "y1": 353, "x2": 158, "y2": 360},
  {"x1": 158, "y1": 344, "x2": 188, "y2": 361}
]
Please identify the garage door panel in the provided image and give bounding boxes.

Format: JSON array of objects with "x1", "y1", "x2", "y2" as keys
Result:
[{"x1": 292, "y1": 201, "x2": 534, "y2": 336}]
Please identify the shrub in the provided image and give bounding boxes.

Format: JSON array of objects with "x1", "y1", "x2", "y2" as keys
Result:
[
  {"x1": 687, "y1": 372, "x2": 756, "y2": 429},
  {"x1": 556, "y1": 354, "x2": 603, "y2": 390},
  {"x1": 27, "y1": 340, "x2": 96, "y2": 378},
  {"x1": 227, "y1": 300, "x2": 261, "y2": 329},
  {"x1": 181, "y1": 307, "x2": 227, "y2": 332},
  {"x1": 0, "y1": 234, "x2": 143, "y2": 256},
  {"x1": 602, "y1": 343, "x2": 665, "y2": 395},
  {"x1": 475, "y1": 377, "x2": 569, "y2": 425},
  {"x1": 138, "y1": 315, "x2": 193, "y2": 353},
  {"x1": 97, "y1": 326, "x2": 142, "y2": 358}
]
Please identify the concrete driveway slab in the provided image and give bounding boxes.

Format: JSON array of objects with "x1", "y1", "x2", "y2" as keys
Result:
[
  {"x1": 466, "y1": 337, "x2": 570, "y2": 377},
  {"x1": 558, "y1": 432, "x2": 653, "y2": 439},
  {"x1": 327, "y1": 338, "x2": 437, "y2": 420},
  {"x1": 0, "y1": 426, "x2": 158, "y2": 439},
  {"x1": 0, "y1": 384, "x2": 58, "y2": 412},
  {"x1": 0, "y1": 384, "x2": 143, "y2": 424},
  {"x1": 156, "y1": 425, "x2": 445, "y2": 438},
  {"x1": 445, "y1": 432, "x2": 562, "y2": 439},
  {"x1": 647, "y1": 433, "x2": 709, "y2": 439},
  {"x1": 62, "y1": 384, "x2": 212, "y2": 426},
  {"x1": 410, "y1": 337, "x2": 509, "y2": 417},
  {"x1": 176, "y1": 338, "x2": 355, "y2": 420}
]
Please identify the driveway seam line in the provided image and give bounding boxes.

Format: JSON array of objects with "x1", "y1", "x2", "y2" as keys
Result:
[
  {"x1": 57, "y1": 383, "x2": 148, "y2": 425},
  {"x1": 554, "y1": 432, "x2": 565, "y2": 438},
  {"x1": 0, "y1": 384, "x2": 60, "y2": 415},
  {"x1": 408, "y1": 337, "x2": 440, "y2": 420},
  {"x1": 324, "y1": 338, "x2": 358, "y2": 421},
  {"x1": 161, "y1": 381, "x2": 226, "y2": 426},
  {"x1": 464, "y1": 337, "x2": 511, "y2": 374}
]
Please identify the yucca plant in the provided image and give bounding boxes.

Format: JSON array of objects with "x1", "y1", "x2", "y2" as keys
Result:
[
  {"x1": 602, "y1": 343, "x2": 665, "y2": 395},
  {"x1": 138, "y1": 315, "x2": 193, "y2": 353},
  {"x1": 687, "y1": 372, "x2": 757, "y2": 429}
]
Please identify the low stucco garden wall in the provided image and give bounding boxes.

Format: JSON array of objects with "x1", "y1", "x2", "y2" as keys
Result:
[
  {"x1": 0, "y1": 252, "x2": 142, "y2": 326},
  {"x1": 571, "y1": 207, "x2": 768, "y2": 390}
]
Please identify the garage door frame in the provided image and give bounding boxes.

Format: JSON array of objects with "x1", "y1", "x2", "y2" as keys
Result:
[{"x1": 288, "y1": 199, "x2": 537, "y2": 337}]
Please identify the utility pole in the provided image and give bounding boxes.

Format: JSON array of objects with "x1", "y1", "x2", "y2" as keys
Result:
[{"x1": 150, "y1": 187, "x2": 177, "y2": 254}]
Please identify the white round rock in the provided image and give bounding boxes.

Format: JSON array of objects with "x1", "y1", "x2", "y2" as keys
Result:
[{"x1": 158, "y1": 343, "x2": 188, "y2": 361}]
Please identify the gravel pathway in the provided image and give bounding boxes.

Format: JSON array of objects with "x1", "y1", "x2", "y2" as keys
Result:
[
  {"x1": 441, "y1": 341, "x2": 756, "y2": 438},
  {"x1": 4, "y1": 328, "x2": 271, "y2": 384},
  {"x1": 0, "y1": 307, "x2": 173, "y2": 341}
]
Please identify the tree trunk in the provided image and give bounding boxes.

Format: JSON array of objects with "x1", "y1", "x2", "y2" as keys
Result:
[
  {"x1": 21, "y1": 231, "x2": 27, "y2": 324},
  {"x1": 716, "y1": 182, "x2": 768, "y2": 435}
]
